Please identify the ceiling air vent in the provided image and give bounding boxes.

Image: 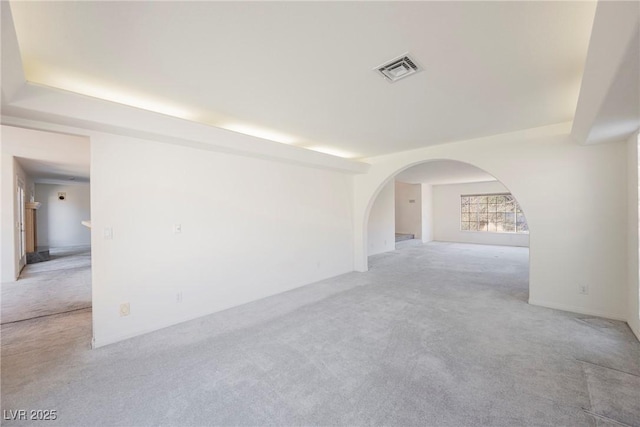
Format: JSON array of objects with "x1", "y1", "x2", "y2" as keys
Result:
[{"x1": 373, "y1": 53, "x2": 423, "y2": 83}]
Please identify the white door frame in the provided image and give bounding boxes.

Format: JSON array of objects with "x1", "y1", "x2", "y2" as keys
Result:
[{"x1": 17, "y1": 176, "x2": 26, "y2": 271}]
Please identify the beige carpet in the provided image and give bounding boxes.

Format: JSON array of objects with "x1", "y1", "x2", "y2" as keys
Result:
[
  {"x1": 1, "y1": 246, "x2": 91, "y2": 324},
  {"x1": 1, "y1": 242, "x2": 639, "y2": 426}
]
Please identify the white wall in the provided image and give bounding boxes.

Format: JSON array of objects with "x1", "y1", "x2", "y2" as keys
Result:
[
  {"x1": 13, "y1": 159, "x2": 34, "y2": 272},
  {"x1": 354, "y1": 123, "x2": 629, "y2": 321},
  {"x1": 15, "y1": 160, "x2": 34, "y2": 203},
  {"x1": 1, "y1": 151, "x2": 9, "y2": 282},
  {"x1": 1, "y1": 125, "x2": 89, "y2": 281},
  {"x1": 91, "y1": 132, "x2": 354, "y2": 347},
  {"x1": 627, "y1": 133, "x2": 639, "y2": 340},
  {"x1": 395, "y1": 181, "x2": 422, "y2": 238},
  {"x1": 6, "y1": 120, "x2": 636, "y2": 346},
  {"x1": 35, "y1": 184, "x2": 91, "y2": 248},
  {"x1": 421, "y1": 184, "x2": 433, "y2": 243},
  {"x1": 432, "y1": 181, "x2": 530, "y2": 247},
  {"x1": 367, "y1": 180, "x2": 395, "y2": 256},
  {"x1": 0, "y1": 154, "x2": 34, "y2": 281}
]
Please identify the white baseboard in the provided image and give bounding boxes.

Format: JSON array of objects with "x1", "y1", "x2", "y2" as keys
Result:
[
  {"x1": 93, "y1": 267, "x2": 355, "y2": 348},
  {"x1": 92, "y1": 309, "x2": 215, "y2": 348},
  {"x1": 93, "y1": 299, "x2": 640, "y2": 348},
  {"x1": 528, "y1": 299, "x2": 627, "y2": 322},
  {"x1": 628, "y1": 319, "x2": 640, "y2": 342}
]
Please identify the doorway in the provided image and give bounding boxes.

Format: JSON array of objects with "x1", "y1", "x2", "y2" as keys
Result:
[
  {"x1": 1, "y1": 158, "x2": 92, "y2": 325},
  {"x1": 365, "y1": 159, "x2": 530, "y2": 301}
]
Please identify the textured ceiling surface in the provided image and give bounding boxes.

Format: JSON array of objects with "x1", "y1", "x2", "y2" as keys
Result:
[{"x1": 10, "y1": 1, "x2": 596, "y2": 158}]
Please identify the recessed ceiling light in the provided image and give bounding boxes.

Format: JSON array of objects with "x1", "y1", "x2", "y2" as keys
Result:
[{"x1": 373, "y1": 53, "x2": 423, "y2": 83}]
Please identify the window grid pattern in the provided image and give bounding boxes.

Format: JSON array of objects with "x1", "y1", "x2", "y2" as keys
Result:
[{"x1": 460, "y1": 193, "x2": 528, "y2": 233}]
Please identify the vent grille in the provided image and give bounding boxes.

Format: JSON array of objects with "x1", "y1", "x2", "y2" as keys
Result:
[{"x1": 374, "y1": 53, "x2": 423, "y2": 83}]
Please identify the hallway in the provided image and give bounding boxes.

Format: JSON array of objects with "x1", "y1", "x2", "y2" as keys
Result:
[{"x1": 1, "y1": 246, "x2": 91, "y2": 324}]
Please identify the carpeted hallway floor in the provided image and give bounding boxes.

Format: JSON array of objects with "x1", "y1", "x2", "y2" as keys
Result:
[
  {"x1": 1, "y1": 246, "x2": 92, "y2": 324},
  {"x1": 1, "y1": 242, "x2": 639, "y2": 426}
]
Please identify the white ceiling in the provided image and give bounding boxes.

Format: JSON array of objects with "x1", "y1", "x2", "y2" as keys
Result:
[
  {"x1": 395, "y1": 160, "x2": 495, "y2": 185},
  {"x1": 16, "y1": 157, "x2": 90, "y2": 184},
  {"x1": 9, "y1": 1, "x2": 597, "y2": 159}
]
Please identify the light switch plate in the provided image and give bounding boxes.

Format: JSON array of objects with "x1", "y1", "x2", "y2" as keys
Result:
[{"x1": 103, "y1": 227, "x2": 113, "y2": 240}]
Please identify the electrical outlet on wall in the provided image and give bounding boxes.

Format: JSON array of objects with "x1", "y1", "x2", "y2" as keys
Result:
[
  {"x1": 176, "y1": 292, "x2": 183, "y2": 303},
  {"x1": 120, "y1": 302, "x2": 130, "y2": 316},
  {"x1": 578, "y1": 284, "x2": 589, "y2": 295}
]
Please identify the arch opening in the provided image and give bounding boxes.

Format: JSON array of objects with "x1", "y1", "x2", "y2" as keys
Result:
[{"x1": 361, "y1": 159, "x2": 531, "y2": 300}]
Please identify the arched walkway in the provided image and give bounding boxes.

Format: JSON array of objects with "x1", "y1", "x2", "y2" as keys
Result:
[
  {"x1": 351, "y1": 123, "x2": 628, "y2": 322},
  {"x1": 353, "y1": 154, "x2": 531, "y2": 273}
]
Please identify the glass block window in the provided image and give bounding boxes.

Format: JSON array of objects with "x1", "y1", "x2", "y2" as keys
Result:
[{"x1": 460, "y1": 193, "x2": 528, "y2": 233}]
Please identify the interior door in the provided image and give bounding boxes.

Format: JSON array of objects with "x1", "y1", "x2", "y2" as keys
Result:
[{"x1": 17, "y1": 178, "x2": 26, "y2": 269}]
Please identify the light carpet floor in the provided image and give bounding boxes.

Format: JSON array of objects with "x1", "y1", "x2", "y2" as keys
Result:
[
  {"x1": 1, "y1": 246, "x2": 92, "y2": 324},
  {"x1": 1, "y1": 242, "x2": 639, "y2": 426}
]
